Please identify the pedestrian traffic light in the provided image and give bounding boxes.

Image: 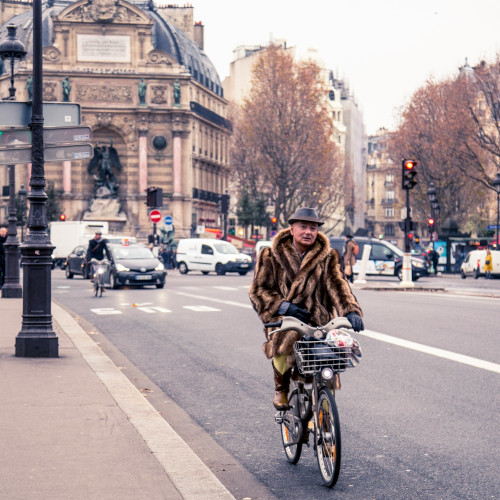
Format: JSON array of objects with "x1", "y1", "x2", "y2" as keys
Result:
[
  {"x1": 271, "y1": 216, "x2": 277, "y2": 231},
  {"x1": 59, "y1": 214, "x2": 66, "y2": 221},
  {"x1": 402, "y1": 159, "x2": 418, "y2": 190}
]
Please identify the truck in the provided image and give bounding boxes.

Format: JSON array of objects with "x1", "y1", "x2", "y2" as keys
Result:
[{"x1": 49, "y1": 221, "x2": 109, "y2": 269}]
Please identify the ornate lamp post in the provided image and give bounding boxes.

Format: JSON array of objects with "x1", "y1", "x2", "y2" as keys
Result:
[
  {"x1": 15, "y1": 0, "x2": 58, "y2": 357},
  {"x1": 0, "y1": 25, "x2": 26, "y2": 298},
  {"x1": 493, "y1": 171, "x2": 500, "y2": 249}
]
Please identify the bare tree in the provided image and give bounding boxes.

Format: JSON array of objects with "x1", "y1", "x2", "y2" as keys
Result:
[{"x1": 230, "y1": 45, "x2": 344, "y2": 230}]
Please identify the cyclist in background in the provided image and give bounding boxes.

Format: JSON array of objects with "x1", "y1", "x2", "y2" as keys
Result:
[
  {"x1": 249, "y1": 207, "x2": 364, "y2": 410},
  {"x1": 87, "y1": 231, "x2": 111, "y2": 280}
]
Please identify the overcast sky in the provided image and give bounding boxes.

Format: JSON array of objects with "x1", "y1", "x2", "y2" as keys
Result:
[{"x1": 191, "y1": 0, "x2": 500, "y2": 135}]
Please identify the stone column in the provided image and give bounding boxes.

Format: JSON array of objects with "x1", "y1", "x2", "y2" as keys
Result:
[
  {"x1": 173, "y1": 131, "x2": 182, "y2": 196},
  {"x1": 139, "y1": 132, "x2": 148, "y2": 193},
  {"x1": 62, "y1": 160, "x2": 71, "y2": 193}
]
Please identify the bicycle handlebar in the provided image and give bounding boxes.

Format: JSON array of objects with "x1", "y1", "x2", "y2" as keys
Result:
[{"x1": 264, "y1": 316, "x2": 352, "y2": 340}]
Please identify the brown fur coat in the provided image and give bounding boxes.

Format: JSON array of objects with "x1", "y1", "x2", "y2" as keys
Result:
[{"x1": 249, "y1": 228, "x2": 362, "y2": 362}]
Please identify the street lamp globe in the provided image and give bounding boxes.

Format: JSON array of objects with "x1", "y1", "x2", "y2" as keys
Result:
[{"x1": 0, "y1": 24, "x2": 27, "y2": 99}]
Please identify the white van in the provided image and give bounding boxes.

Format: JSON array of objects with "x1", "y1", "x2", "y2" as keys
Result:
[
  {"x1": 460, "y1": 249, "x2": 500, "y2": 279},
  {"x1": 176, "y1": 238, "x2": 253, "y2": 275}
]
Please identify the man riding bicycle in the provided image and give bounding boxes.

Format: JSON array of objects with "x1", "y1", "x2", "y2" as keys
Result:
[
  {"x1": 249, "y1": 207, "x2": 364, "y2": 410},
  {"x1": 87, "y1": 231, "x2": 111, "y2": 282}
]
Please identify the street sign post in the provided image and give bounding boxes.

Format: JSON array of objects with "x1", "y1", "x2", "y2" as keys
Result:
[
  {"x1": 0, "y1": 143, "x2": 93, "y2": 165},
  {"x1": 0, "y1": 101, "x2": 81, "y2": 127},
  {"x1": 149, "y1": 209, "x2": 162, "y2": 223}
]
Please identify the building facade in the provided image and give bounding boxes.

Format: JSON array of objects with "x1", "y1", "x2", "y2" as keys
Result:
[{"x1": 0, "y1": 0, "x2": 230, "y2": 239}]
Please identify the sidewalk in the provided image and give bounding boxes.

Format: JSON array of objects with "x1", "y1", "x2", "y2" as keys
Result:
[{"x1": 0, "y1": 298, "x2": 234, "y2": 500}]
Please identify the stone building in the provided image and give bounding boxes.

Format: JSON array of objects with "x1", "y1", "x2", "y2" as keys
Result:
[
  {"x1": 0, "y1": 0, "x2": 230, "y2": 238},
  {"x1": 365, "y1": 128, "x2": 404, "y2": 248}
]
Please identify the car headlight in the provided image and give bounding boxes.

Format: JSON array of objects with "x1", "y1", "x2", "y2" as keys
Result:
[
  {"x1": 115, "y1": 263, "x2": 129, "y2": 272},
  {"x1": 412, "y1": 260, "x2": 424, "y2": 268},
  {"x1": 155, "y1": 262, "x2": 164, "y2": 271}
]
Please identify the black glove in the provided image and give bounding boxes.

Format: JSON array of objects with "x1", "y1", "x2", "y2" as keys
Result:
[
  {"x1": 284, "y1": 303, "x2": 311, "y2": 324},
  {"x1": 346, "y1": 312, "x2": 364, "y2": 332}
]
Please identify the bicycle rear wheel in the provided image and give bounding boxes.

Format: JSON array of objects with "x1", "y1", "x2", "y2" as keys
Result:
[
  {"x1": 316, "y1": 387, "x2": 341, "y2": 488},
  {"x1": 280, "y1": 390, "x2": 303, "y2": 464}
]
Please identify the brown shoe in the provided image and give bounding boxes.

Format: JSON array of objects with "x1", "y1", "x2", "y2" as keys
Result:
[
  {"x1": 272, "y1": 362, "x2": 292, "y2": 410},
  {"x1": 273, "y1": 390, "x2": 289, "y2": 410}
]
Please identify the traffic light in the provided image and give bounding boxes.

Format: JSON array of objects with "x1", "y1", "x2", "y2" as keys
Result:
[
  {"x1": 220, "y1": 193, "x2": 230, "y2": 214},
  {"x1": 402, "y1": 159, "x2": 418, "y2": 190},
  {"x1": 428, "y1": 218, "x2": 435, "y2": 236},
  {"x1": 271, "y1": 217, "x2": 278, "y2": 231},
  {"x1": 59, "y1": 214, "x2": 66, "y2": 221},
  {"x1": 146, "y1": 187, "x2": 163, "y2": 208}
]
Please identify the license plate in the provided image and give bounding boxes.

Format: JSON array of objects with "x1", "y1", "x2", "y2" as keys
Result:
[
  {"x1": 135, "y1": 275, "x2": 152, "y2": 280},
  {"x1": 240, "y1": 264, "x2": 249, "y2": 268}
]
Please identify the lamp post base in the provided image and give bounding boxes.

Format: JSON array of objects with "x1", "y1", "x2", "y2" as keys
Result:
[
  {"x1": 1, "y1": 284, "x2": 22, "y2": 298},
  {"x1": 15, "y1": 334, "x2": 58, "y2": 357}
]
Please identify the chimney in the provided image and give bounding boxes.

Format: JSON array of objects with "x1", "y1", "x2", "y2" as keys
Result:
[{"x1": 194, "y1": 22, "x2": 204, "y2": 50}]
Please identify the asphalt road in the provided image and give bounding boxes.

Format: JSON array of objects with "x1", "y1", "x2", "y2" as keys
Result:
[{"x1": 53, "y1": 270, "x2": 500, "y2": 500}]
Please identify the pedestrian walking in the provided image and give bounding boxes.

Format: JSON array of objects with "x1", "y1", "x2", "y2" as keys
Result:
[
  {"x1": 343, "y1": 234, "x2": 358, "y2": 283},
  {"x1": 0, "y1": 226, "x2": 7, "y2": 288},
  {"x1": 484, "y1": 248, "x2": 493, "y2": 279},
  {"x1": 431, "y1": 249, "x2": 439, "y2": 274}
]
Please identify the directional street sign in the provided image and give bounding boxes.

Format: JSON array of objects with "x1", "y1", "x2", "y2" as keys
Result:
[
  {"x1": 0, "y1": 101, "x2": 81, "y2": 127},
  {"x1": 0, "y1": 126, "x2": 92, "y2": 148},
  {"x1": 164, "y1": 215, "x2": 173, "y2": 225},
  {"x1": 0, "y1": 143, "x2": 93, "y2": 165},
  {"x1": 149, "y1": 209, "x2": 162, "y2": 223}
]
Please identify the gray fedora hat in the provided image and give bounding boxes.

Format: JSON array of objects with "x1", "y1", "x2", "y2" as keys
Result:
[{"x1": 288, "y1": 207, "x2": 324, "y2": 226}]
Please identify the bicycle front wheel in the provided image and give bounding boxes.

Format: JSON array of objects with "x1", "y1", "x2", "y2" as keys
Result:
[
  {"x1": 280, "y1": 390, "x2": 303, "y2": 464},
  {"x1": 316, "y1": 388, "x2": 341, "y2": 488}
]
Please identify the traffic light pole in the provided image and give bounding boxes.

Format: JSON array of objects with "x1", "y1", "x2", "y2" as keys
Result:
[{"x1": 400, "y1": 188, "x2": 414, "y2": 288}]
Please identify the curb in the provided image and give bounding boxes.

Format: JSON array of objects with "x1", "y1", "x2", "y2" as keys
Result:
[{"x1": 51, "y1": 301, "x2": 235, "y2": 500}]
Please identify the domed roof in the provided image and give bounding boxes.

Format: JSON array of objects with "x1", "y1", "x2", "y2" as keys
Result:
[{"x1": 0, "y1": 0, "x2": 223, "y2": 96}]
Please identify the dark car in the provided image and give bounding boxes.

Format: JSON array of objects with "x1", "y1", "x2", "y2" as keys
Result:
[
  {"x1": 65, "y1": 245, "x2": 90, "y2": 279},
  {"x1": 329, "y1": 236, "x2": 429, "y2": 281},
  {"x1": 107, "y1": 243, "x2": 166, "y2": 289}
]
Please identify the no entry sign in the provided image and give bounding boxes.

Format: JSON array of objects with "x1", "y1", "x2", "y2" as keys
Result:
[{"x1": 149, "y1": 209, "x2": 162, "y2": 223}]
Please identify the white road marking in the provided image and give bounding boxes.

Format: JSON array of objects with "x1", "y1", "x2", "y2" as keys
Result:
[
  {"x1": 212, "y1": 286, "x2": 238, "y2": 291},
  {"x1": 56, "y1": 286, "x2": 71, "y2": 289},
  {"x1": 90, "y1": 308, "x2": 122, "y2": 315},
  {"x1": 183, "y1": 305, "x2": 221, "y2": 312},
  {"x1": 175, "y1": 291, "x2": 253, "y2": 309},
  {"x1": 361, "y1": 329, "x2": 500, "y2": 374},
  {"x1": 132, "y1": 302, "x2": 154, "y2": 307},
  {"x1": 136, "y1": 306, "x2": 172, "y2": 314}
]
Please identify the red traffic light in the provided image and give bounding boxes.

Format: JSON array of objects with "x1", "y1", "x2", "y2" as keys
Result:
[
  {"x1": 59, "y1": 214, "x2": 66, "y2": 221},
  {"x1": 408, "y1": 233, "x2": 414, "y2": 239},
  {"x1": 427, "y1": 218, "x2": 435, "y2": 226},
  {"x1": 271, "y1": 217, "x2": 277, "y2": 224},
  {"x1": 403, "y1": 160, "x2": 416, "y2": 170}
]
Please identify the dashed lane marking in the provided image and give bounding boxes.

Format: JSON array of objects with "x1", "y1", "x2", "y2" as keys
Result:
[
  {"x1": 175, "y1": 291, "x2": 253, "y2": 309},
  {"x1": 90, "y1": 308, "x2": 123, "y2": 315},
  {"x1": 212, "y1": 286, "x2": 238, "y2": 291},
  {"x1": 183, "y1": 305, "x2": 221, "y2": 312},
  {"x1": 136, "y1": 306, "x2": 172, "y2": 314}
]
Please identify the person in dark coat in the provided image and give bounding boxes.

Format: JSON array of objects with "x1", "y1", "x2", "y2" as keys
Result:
[
  {"x1": 249, "y1": 207, "x2": 364, "y2": 410},
  {"x1": 86, "y1": 231, "x2": 111, "y2": 279},
  {"x1": 0, "y1": 226, "x2": 7, "y2": 287}
]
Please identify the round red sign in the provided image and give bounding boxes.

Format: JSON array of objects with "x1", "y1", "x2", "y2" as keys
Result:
[{"x1": 149, "y1": 209, "x2": 162, "y2": 223}]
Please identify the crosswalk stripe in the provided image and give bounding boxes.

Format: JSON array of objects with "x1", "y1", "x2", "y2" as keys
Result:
[{"x1": 175, "y1": 291, "x2": 253, "y2": 309}]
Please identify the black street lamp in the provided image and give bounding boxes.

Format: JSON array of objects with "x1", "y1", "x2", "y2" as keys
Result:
[
  {"x1": 0, "y1": 25, "x2": 25, "y2": 298},
  {"x1": 493, "y1": 171, "x2": 500, "y2": 249},
  {"x1": 15, "y1": 0, "x2": 58, "y2": 357},
  {"x1": 17, "y1": 184, "x2": 27, "y2": 242}
]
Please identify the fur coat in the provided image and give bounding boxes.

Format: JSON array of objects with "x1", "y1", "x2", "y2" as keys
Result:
[{"x1": 249, "y1": 228, "x2": 362, "y2": 362}]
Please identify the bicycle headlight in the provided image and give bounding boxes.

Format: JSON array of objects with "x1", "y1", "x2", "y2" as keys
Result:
[
  {"x1": 115, "y1": 263, "x2": 129, "y2": 272},
  {"x1": 321, "y1": 367, "x2": 334, "y2": 380}
]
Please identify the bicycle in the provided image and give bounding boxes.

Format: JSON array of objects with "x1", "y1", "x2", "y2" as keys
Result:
[
  {"x1": 90, "y1": 258, "x2": 110, "y2": 297},
  {"x1": 264, "y1": 316, "x2": 362, "y2": 488}
]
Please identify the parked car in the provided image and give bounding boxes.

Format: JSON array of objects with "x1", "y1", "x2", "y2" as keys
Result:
[
  {"x1": 253, "y1": 240, "x2": 272, "y2": 264},
  {"x1": 460, "y1": 249, "x2": 500, "y2": 279},
  {"x1": 176, "y1": 238, "x2": 253, "y2": 275},
  {"x1": 65, "y1": 242, "x2": 166, "y2": 288},
  {"x1": 329, "y1": 236, "x2": 429, "y2": 281}
]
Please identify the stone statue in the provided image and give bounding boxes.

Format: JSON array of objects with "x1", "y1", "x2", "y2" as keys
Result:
[
  {"x1": 138, "y1": 78, "x2": 146, "y2": 105},
  {"x1": 173, "y1": 79, "x2": 181, "y2": 106},
  {"x1": 62, "y1": 76, "x2": 71, "y2": 102},
  {"x1": 87, "y1": 139, "x2": 122, "y2": 197},
  {"x1": 25, "y1": 76, "x2": 33, "y2": 101}
]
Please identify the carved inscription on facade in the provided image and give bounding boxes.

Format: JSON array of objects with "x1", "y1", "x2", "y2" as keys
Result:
[
  {"x1": 77, "y1": 85, "x2": 133, "y2": 102},
  {"x1": 77, "y1": 34, "x2": 131, "y2": 62}
]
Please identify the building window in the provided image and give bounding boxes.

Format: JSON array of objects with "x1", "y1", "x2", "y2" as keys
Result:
[
  {"x1": 386, "y1": 190, "x2": 394, "y2": 200},
  {"x1": 329, "y1": 90, "x2": 335, "y2": 100},
  {"x1": 386, "y1": 174, "x2": 394, "y2": 183},
  {"x1": 385, "y1": 224, "x2": 395, "y2": 236},
  {"x1": 385, "y1": 207, "x2": 395, "y2": 217}
]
